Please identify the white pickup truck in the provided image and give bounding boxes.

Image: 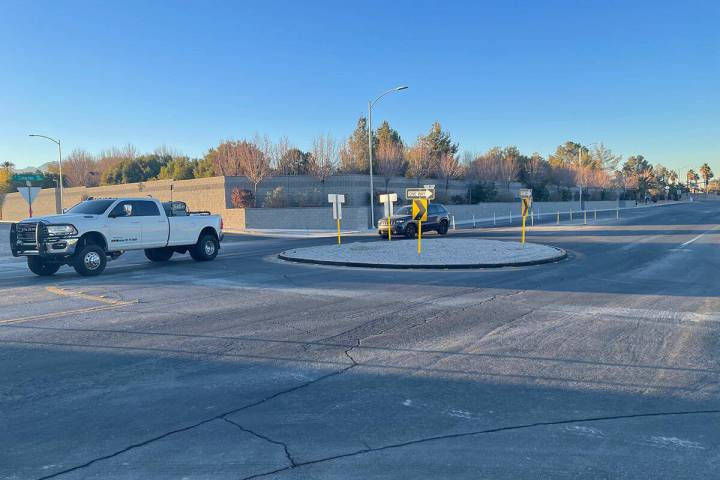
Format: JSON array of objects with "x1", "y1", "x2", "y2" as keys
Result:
[{"x1": 10, "y1": 197, "x2": 223, "y2": 276}]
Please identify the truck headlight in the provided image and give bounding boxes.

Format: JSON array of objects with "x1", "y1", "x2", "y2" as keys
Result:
[{"x1": 47, "y1": 224, "x2": 77, "y2": 237}]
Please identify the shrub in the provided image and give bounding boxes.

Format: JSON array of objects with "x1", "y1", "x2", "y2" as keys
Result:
[
  {"x1": 494, "y1": 190, "x2": 515, "y2": 202},
  {"x1": 467, "y1": 181, "x2": 497, "y2": 203},
  {"x1": 263, "y1": 187, "x2": 288, "y2": 208},
  {"x1": 230, "y1": 187, "x2": 254, "y2": 208}
]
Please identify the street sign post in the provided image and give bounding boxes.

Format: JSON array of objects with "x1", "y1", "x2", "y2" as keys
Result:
[
  {"x1": 406, "y1": 187, "x2": 435, "y2": 201},
  {"x1": 412, "y1": 198, "x2": 428, "y2": 255},
  {"x1": 519, "y1": 189, "x2": 533, "y2": 245},
  {"x1": 328, "y1": 194, "x2": 345, "y2": 244},
  {"x1": 379, "y1": 193, "x2": 398, "y2": 241}
]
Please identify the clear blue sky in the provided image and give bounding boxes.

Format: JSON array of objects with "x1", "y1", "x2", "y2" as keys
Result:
[{"x1": 1, "y1": 0, "x2": 718, "y2": 176}]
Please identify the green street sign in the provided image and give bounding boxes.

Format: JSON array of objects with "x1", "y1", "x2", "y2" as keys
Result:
[{"x1": 12, "y1": 173, "x2": 45, "y2": 183}]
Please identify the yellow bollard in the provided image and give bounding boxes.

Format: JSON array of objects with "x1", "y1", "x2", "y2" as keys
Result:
[
  {"x1": 337, "y1": 219, "x2": 341, "y2": 244},
  {"x1": 521, "y1": 214, "x2": 527, "y2": 244},
  {"x1": 387, "y1": 216, "x2": 391, "y2": 241},
  {"x1": 417, "y1": 221, "x2": 422, "y2": 255}
]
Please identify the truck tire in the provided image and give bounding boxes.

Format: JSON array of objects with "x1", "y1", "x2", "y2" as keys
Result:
[
  {"x1": 73, "y1": 244, "x2": 107, "y2": 276},
  {"x1": 27, "y1": 257, "x2": 61, "y2": 276},
  {"x1": 145, "y1": 248, "x2": 174, "y2": 262},
  {"x1": 190, "y1": 234, "x2": 219, "y2": 262}
]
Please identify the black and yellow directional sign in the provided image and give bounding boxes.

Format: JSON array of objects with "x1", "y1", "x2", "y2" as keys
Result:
[
  {"x1": 521, "y1": 197, "x2": 532, "y2": 217},
  {"x1": 412, "y1": 198, "x2": 428, "y2": 222},
  {"x1": 520, "y1": 193, "x2": 532, "y2": 245}
]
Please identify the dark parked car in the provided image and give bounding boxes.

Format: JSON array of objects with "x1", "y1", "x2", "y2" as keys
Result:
[{"x1": 377, "y1": 203, "x2": 450, "y2": 238}]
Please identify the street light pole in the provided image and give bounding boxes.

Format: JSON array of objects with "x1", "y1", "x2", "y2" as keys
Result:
[
  {"x1": 368, "y1": 85, "x2": 407, "y2": 228},
  {"x1": 29, "y1": 134, "x2": 63, "y2": 210}
]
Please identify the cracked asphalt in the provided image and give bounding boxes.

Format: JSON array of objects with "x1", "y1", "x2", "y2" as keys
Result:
[{"x1": 1, "y1": 201, "x2": 719, "y2": 479}]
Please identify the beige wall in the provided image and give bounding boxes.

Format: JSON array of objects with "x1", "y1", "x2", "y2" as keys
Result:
[{"x1": 0, "y1": 177, "x2": 236, "y2": 224}]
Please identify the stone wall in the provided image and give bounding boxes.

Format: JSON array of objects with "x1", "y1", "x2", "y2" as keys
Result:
[
  {"x1": 223, "y1": 174, "x2": 479, "y2": 208},
  {"x1": 243, "y1": 206, "x2": 370, "y2": 231},
  {"x1": 1, "y1": 177, "x2": 228, "y2": 222}
]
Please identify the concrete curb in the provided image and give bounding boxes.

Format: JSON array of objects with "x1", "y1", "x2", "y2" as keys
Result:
[{"x1": 278, "y1": 245, "x2": 567, "y2": 270}]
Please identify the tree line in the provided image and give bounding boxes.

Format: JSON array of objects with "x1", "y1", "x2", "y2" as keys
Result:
[{"x1": 1, "y1": 118, "x2": 716, "y2": 205}]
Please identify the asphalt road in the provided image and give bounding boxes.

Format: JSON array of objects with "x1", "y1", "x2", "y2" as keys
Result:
[{"x1": 2, "y1": 202, "x2": 719, "y2": 479}]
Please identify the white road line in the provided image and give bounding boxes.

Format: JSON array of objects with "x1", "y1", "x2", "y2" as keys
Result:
[{"x1": 679, "y1": 225, "x2": 720, "y2": 248}]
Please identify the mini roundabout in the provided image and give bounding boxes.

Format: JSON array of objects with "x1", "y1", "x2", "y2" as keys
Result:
[{"x1": 278, "y1": 237, "x2": 567, "y2": 269}]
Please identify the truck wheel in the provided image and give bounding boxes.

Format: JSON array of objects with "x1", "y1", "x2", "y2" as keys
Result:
[
  {"x1": 145, "y1": 248, "x2": 173, "y2": 262},
  {"x1": 27, "y1": 257, "x2": 61, "y2": 276},
  {"x1": 437, "y1": 220, "x2": 449, "y2": 235},
  {"x1": 73, "y1": 244, "x2": 107, "y2": 276},
  {"x1": 404, "y1": 223, "x2": 417, "y2": 239},
  {"x1": 190, "y1": 234, "x2": 219, "y2": 262}
]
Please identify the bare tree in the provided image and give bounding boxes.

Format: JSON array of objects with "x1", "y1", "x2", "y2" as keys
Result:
[
  {"x1": 375, "y1": 137, "x2": 406, "y2": 193},
  {"x1": 437, "y1": 152, "x2": 464, "y2": 200},
  {"x1": 240, "y1": 135, "x2": 272, "y2": 206},
  {"x1": 498, "y1": 149, "x2": 520, "y2": 189},
  {"x1": 467, "y1": 149, "x2": 501, "y2": 182},
  {"x1": 96, "y1": 144, "x2": 137, "y2": 179},
  {"x1": 309, "y1": 133, "x2": 338, "y2": 185},
  {"x1": 337, "y1": 139, "x2": 354, "y2": 174},
  {"x1": 210, "y1": 140, "x2": 244, "y2": 176},
  {"x1": 405, "y1": 140, "x2": 433, "y2": 186},
  {"x1": 63, "y1": 149, "x2": 99, "y2": 187},
  {"x1": 524, "y1": 153, "x2": 548, "y2": 185},
  {"x1": 271, "y1": 136, "x2": 291, "y2": 173},
  {"x1": 153, "y1": 144, "x2": 182, "y2": 159}
]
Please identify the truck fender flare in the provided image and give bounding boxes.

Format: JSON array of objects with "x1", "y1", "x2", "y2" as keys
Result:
[{"x1": 77, "y1": 231, "x2": 109, "y2": 251}]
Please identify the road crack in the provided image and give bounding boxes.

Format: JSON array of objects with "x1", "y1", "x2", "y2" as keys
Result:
[
  {"x1": 238, "y1": 409, "x2": 720, "y2": 479},
  {"x1": 223, "y1": 418, "x2": 297, "y2": 468},
  {"x1": 36, "y1": 361, "x2": 357, "y2": 480}
]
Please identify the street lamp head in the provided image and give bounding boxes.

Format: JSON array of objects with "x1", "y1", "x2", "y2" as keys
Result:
[{"x1": 395, "y1": 86, "x2": 409, "y2": 91}]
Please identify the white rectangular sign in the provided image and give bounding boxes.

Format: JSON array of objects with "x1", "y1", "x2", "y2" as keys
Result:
[
  {"x1": 519, "y1": 189, "x2": 533, "y2": 198},
  {"x1": 328, "y1": 194, "x2": 345, "y2": 220},
  {"x1": 406, "y1": 188, "x2": 435, "y2": 200},
  {"x1": 379, "y1": 193, "x2": 397, "y2": 218}
]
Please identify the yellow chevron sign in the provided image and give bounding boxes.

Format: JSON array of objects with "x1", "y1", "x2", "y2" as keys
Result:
[{"x1": 412, "y1": 199, "x2": 427, "y2": 222}]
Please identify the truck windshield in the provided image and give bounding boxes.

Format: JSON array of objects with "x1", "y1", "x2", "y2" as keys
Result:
[{"x1": 66, "y1": 200, "x2": 116, "y2": 215}]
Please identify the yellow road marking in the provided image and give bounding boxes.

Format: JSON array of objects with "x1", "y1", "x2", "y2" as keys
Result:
[
  {"x1": 0, "y1": 287, "x2": 138, "y2": 325},
  {"x1": 46, "y1": 286, "x2": 134, "y2": 306},
  {"x1": 0, "y1": 303, "x2": 133, "y2": 325}
]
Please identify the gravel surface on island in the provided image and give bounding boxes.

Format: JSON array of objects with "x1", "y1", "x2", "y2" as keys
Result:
[{"x1": 279, "y1": 238, "x2": 566, "y2": 268}]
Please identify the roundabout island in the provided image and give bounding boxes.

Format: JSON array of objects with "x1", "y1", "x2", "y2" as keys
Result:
[{"x1": 278, "y1": 238, "x2": 566, "y2": 269}]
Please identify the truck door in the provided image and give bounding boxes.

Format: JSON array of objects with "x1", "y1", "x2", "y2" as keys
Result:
[
  {"x1": 131, "y1": 200, "x2": 167, "y2": 248},
  {"x1": 107, "y1": 201, "x2": 141, "y2": 250}
]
